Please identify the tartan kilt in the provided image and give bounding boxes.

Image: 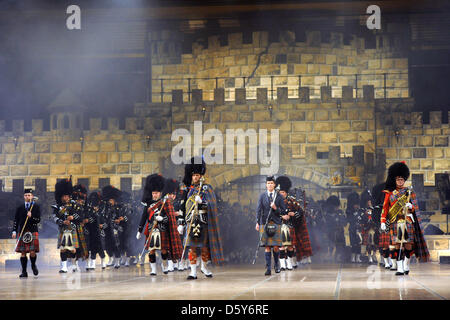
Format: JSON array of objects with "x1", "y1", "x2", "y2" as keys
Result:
[
  {"x1": 187, "y1": 223, "x2": 209, "y2": 248},
  {"x1": 379, "y1": 231, "x2": 390, "y2": 248},
  {"x1": 15, "y1": 232, "x2": 39, "y2": 253},
  {"x1": 57, "y1": 228, "x2": 79, "y2": 249},
  {"x1": 145, "y1": 229, "x2": 171, "y2": 250},
  {"x1": 289, "y1": 227, "x2": 298, "y2": 248},
  {"x1": 390, "y1": 221, "x2": 415, "y2": 244},
  {"x1": 259, "y1": 221, "x2": 282, "y2": 247}
]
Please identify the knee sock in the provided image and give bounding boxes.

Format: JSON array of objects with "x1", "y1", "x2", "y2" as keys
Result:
[
  {"x1": 189, "y1": 250, "x2": 197, "y2": 265},
  {"x1": 148, "y1": 253, "x2": 156, "y2": 263},
  {"x1": 201, "y1": 248, "x2": 211, "y2": 262},
  {"x1": 60, "y1": 251, "x2": 68, "y2": 261},
  {"x1": 30, "y1": 255, "x2": 37, "y2": 267},
  {"x1": 20, "y1": 256, "x2": 27, "y2": 273},
  {"x1": 265, "y1": 251, "x2": 272, "y2": 269},
  {"x1": 287, "y1": 250, "x2": 294, "y2": 258},
  {"x1": 161, "y1": 252, "x2": 168, "y2": 261}
]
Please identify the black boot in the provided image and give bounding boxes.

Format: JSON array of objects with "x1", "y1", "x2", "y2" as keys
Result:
[
  {"x1": 273, "y1": 251, "x2": 281, "y2": 273},
  {"x1": 264, "y1": 252, "x2": 271, "y2": 276},
  {"x1": 19, "y1": 256, "x2": 28, "y2": 278},
  {"x1": 30, "y1": 255, "x2": 38, "y2": 276}
]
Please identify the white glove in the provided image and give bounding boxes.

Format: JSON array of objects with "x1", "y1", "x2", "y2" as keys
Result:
[
  {"x1": 155, "y1": 215, "x2": 163, "y2": 222},
  {"x1": 381, "y1": 223, "x2": 386, "y2": 231},
  {"x1": 195, "y1": 195, "x2": 202, "y2": 204},
  {"x1": 177, "y1": 225, "x2": 184, "y2": 235},
  {"x1": 136, "y1": 232, "x2": 141, "y2": 240},
  {"x1": 406, "y1": 203, "x2": 413, "y2": 210}
]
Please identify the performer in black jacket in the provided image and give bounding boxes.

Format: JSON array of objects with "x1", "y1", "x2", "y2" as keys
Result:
[
  {"x1": 85, "y1": 191, "x2": 107, "y2": 270},
  {"x1": 12, "y1": 188, "x2": 41, "y2": 278},
  {"x1": 256, "y1": 176, "x2": 287, "y2": 275}
]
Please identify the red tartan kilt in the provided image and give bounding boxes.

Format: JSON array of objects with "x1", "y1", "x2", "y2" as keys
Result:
[
  {"x1": 145, "y1": 229, "x2": 171, "y2": 250},
  {"x1": 362, "y1": 229, "x2": 369, "y2": 245},
  {"x1": 289, "y1": 227, "x2": 298, "y2": 248},
  {"x1": 379, "y1": 231, "x2": 390, "y2": 248},
  {"x1": 15, "y1": 232, "x2": 39, "y2": 253}
]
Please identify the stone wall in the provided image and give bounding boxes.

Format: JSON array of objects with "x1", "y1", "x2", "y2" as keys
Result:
[{"x1": 150, "y1": 30, "x2": 409, "y2": 103}]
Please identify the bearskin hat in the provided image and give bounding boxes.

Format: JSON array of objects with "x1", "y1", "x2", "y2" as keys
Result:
[
  {"x1": 102, "y1": 185, "x2": 122, "y2": 201},
  {"x1": 385, "y1": 161, "x2": 410, "y2": 191},
  {"x1": 275, "y1": 176, "x2": 291, "y2": 192},
  {"x1": 325, "y1": 195, "x2": 341, "y2": 208},
  {"x1": 163, "y1": 178, "x2": 179, "y2": 196},
  {"x1": 183, "y1": 156, "x2": 206, "y2": 186},
  {"x1": 87, "y1": 191, "x2": 102, "y2": 207},
  {"x1": 142, "y1": 174, "x2": 165, "y2": 202},
  {"x1": 54, "y1": 179, "x2": 73, "y2": 204},
  {"x1": 119, "y1": 191, "x2": 132, "y2": 204},
  {"x1": 72, "y1": 184, "x2": 87, "y2": 200},
  {"x1": 371, "y1": 182, "x2": 386, "y2": 206},
  {"x1": 360, "y1": 189, "x2": 372, "y2": 207},
  {"x1": 346, "y1": 192, "x2": 360, "y2": 209}
]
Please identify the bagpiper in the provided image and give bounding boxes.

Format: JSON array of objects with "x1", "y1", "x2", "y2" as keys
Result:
[
  {"x1": 183, "y1": 157, "x2": 224, "y2": 280},
  {"x1": 346, "y1": 192, "x2": 363, "y2": 263},
  {"x1": 137, "y1": 174, "x2": 183, "y2": 276},
  {"x1": 324, "y1": 195, "x2": 346, "y2": 263},
  {"x1": 85, "y1": 191, "x2": 107, "y2": 270},
  {"x1": 256, "y1": 176, "x2": 287, "y2": 275},
  {"x1": 380, "y1": 162, "x2": 430, "y2": 275},
  {"x1": 52, "y1": 179, "x2": 78, "y2": 273},
  {"x1": 12, "y1": 188, "x2": 41, "y2": 278},
  {"x1": 101, "y1": 185, "x2": 124, "y2": 269},
  {"x1": 360, "y1": 189, "x2": 379, "y2": 265},
  {"x1": 71, "y1": 184, "x2": 89, "y2": 272},
  {"x1": 275, "y1": 176, "x2": 304, "y2": 271}
]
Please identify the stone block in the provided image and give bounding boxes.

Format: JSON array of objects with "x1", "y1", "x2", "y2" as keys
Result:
[
  {"x1": 305, "y1": 146, "x2": 317, "y2": 164},
  {"x1": 298, "y1": 87, "x2": 310, "y2": 103},
  {"x1": 172, "y1": 89, "x2": 183, "y2": 106},
  {"x1": 430, "y1": 111, "x2": 442, "y2": 128},
  {"x1": 32, "y1": 119, "x2": 43, "y2": 134},
  {"x1": 235, "y1": 88, "x2": 246, "y2": 105},
  {"x1": 320, "y1": 86, "x2": 332, "y2": 102},
  {"x1": 339, "y1": 133, "x2": 358, "y2": 143},
  {"x1": 363, "y1": 85, "x2": 374, "y2": 101},
  {"x1": 411, "y1": 112, "x2": 423, "y2": 127},
  {"x1": 84, "y1": 165, "x2": 99, "y2": 175},
  {"x1": 418, "y1": 136, "x2": 433, "y2": 147},
  {"x1": 83, "y1": 153, "x2": 97, "y2": 164},
  {"x1": 288, "y1": 111, "x2": 305, "y2": 121},
  {"x1": 192, "y1": 89, "x2": 203, "y2": 105},
  {"x1": 35, "y1": 143, "x2": 50, "y2": 153},
  {"x1": 100, "y1": 142, "x2": 116, "y2": 152},
  {"x1": 84, "y1": 142, "x2": 99, "y2": 152},
  {"x1": 313, "y1": 122, "x2": 332, "y2": 132},
  {"x1": 117, "y1": 141, "x2": 129, "y2": 152},
  {"x1": 214, "y1": 88, "x2": 225, "y2": 105},
  {"x1": 52, "y1": 142, "x2": 67, "y2": 153},
  {"x1": 277, "y1": 87, "x2": 288, "y2": 104},
  {"x1": 413, "y1": 148, "x2": 427, "y2": 158},
  {"x1": 352, "y1": 145, "x2": 364, "y2": 165},
  {"x1": 117, "y1": 164, "x2": 130, "y2": 174},
  {"x1": 11, "y1": 166, "x2": 27, "y2": 176},
  {"x1": 50, "y1": 165, "x2": 66, "y2": 175},
  {"x1": 435, "y1": 136, "x2": 448, "y2": 147},
  {"x1": 342, "y1": 86, "x2": 353, "y2": 102},
  {"x1": 321, "y1": 132, "x2": 337, "y2": 143},
  {"x1": 334, "y1": 121, "x2": 351, "y2": 132},
  {"x1": 329, "y1": 146, "x2": 340, "y2": 164},
  {"x1": 121, "y1": 153, "x2": 132, "y2": 163},
  {"x1": 68, "y1": 142, "x2": 82, "y2": 152},
  {"x1": 256, "y1": 88, "x2": 268, "y2": 104},
  {"x1": 29, "y1": 165, "x2": 50, "y2": 175}
]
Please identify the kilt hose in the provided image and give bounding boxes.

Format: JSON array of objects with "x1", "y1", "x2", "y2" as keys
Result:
[
  {"x1": 15, "y1": 232, "x2": 39, "y2": 253},
  {"x1": 259, "y1": 221, "x2": 282, "y2": 247}
]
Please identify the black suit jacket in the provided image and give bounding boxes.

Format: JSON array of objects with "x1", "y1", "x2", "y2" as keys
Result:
[
  {"x1": 256, "y1": 191, "x2": 286, "y2": 225},
  {"x1": 13, "y1": 202, "x2": 41, "y2": 234}
]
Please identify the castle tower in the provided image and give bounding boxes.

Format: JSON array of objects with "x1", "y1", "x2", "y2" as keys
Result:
[{"x1": 46, "y1": 88, "x2": 87, "y2": 140}]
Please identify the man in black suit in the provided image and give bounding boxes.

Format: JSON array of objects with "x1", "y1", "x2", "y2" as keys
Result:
[
  {"x1": 12, "y1": 188, "x2": 41, "y2": 278},
  {"x1": 256, "y1": 176, "x2": 287, "y2": 275}
]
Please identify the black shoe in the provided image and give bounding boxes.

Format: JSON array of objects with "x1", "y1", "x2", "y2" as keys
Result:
[
  {"x1": 187, "y1": 275, "x2": 197, "y2": 280},
  {"x1": 163, "y1": 271, "x2": 168, "y2": 274},
  {"x1": 150, "y1": 272, "x2": 156, "y2": 276},
  {"x1": 395, "y1": 271, "x2": 404, "y2": 276},
  {"x1": 19, "y1": 272, "x2": 28, "y2": 278},
  {"x1": 31, "y1": 265, "x2": 39, "y2": 276},
  {"x1": 404, "y1": 270, "x2": 409, "y2": 275},
  {"x1": 59, "y1": 270, "x2": 67, "y2": 273},
  {"x1": 275, "y1": 268, "x2": 281, "y2": 273}
]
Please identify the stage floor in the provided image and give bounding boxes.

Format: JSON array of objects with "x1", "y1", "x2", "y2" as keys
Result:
[{"x1": 0, "y1": 263, "x2": 448, "y2": 300}]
